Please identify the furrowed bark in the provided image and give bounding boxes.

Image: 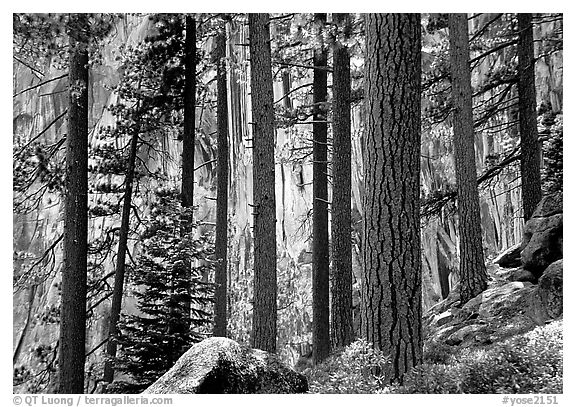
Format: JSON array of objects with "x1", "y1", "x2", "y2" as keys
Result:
[
  {"x1": 213, "y1": 27, "x2": 229, "y2": 338},
  {"x1": 59, "y1": 13, "x2": 89, "y2": 394},
  {"x1": 312, "y1": 12, "x2": 330, "y2": 365},
  {"x1": 182, "y1": 15, "x2": 197, "y2": 211},
  {"x1": 448, "y1": 13, "x2": 488, "y2": 304},
  {"x1": 248, "y1": 13, "x2": 277, "y2": 353},
  {"x1": 517, "y1": 13, "x2": 542, "y2": 220},
  {"x1": 331, "y1": 12, "x2": 354, "y2": 349},
  {"x1": 363, "y1": 13, "x2": 422, "y2": 384}
]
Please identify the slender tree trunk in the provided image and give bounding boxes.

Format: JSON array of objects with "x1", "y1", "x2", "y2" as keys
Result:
[
  {"x1": 363, "y1": 13, "x2": 422, "y2": 383},
  {"x1": 281, "y1": 69, "x2": 293, "y2": 110},
  {"x1": 448, "y1": 14, "x2": 488, "y2": 304},
  {"x1": 213, "y1": 27, "x2": 229, "y2": 337},
  {"x1": 59, "y1": 13, "x2": 89, "y2": 394},
  {"x1": 437, "y1": 247, "x2": 451, "y2": 299},
  {"x1": 312, "y1": 12, "x2": 330, "y2": 365},
  {"x1": 182, "y1": 15, "x2": 196, "y2": 211},
  {"x1": 248, "y1": 13, "x2": 277, "y2": 353},
  {"x1": 330, "y1": 13, "x2": 353, "y2": 349},
  {"x1": 102, "y1": 101, "x2": 141, "y2": 384},
  {"x1": 177, "y1": 14, "x2": 197, "y2": 339},
  {"x1": 517, "y1": 13, "x2": 542, "y2": 220}
]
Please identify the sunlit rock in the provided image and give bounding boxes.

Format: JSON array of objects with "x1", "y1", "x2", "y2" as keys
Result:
[{"x1": 143, "y1": 337, "x2": 308, "y2": 394}]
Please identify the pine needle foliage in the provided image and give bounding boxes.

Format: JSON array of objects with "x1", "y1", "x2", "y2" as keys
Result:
[{"x1": 109, "y1": 189, "x2": 214, "y2": 393}]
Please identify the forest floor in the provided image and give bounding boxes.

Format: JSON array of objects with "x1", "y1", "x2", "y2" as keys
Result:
[{"x1": 304, "y1": 263, "x2": 563, "y2": 394}]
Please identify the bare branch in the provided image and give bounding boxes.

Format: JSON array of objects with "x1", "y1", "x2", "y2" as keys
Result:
[
  {"x1": 194, "y1": 158, "x2": 217, "y2": 172},
  {"x1": 13, "y1": 74, "x2": 68, "y2": 98},
  {"x1": 13, "y1": 56, "x2": 44, "y2": 77}
]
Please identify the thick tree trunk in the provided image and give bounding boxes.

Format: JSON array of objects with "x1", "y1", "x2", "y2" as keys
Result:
[
  {"x1": 448, "y1": 14, "x2": 488, "y2": 305},
  {"x1": 213, "y1": 28, "x2": 229, "y2": 338},
  {"x1": 102, "y1": 100, "x2": 141, "y2": 384},
  {"x1": 182, "y1": 15, "x2": 196, "y2": 210},
  {"x1": 517, "y1": 13, "x2": 542, "y2": 220},
  {"x1": 330, "y1": 13, "x2": 353, "y2": 349},
  {"x1": 248, "y1": 13, "x2": 277, "y2": 353},
  {"x1": 363, "y1": 13, "x2": 422, "y2": 383},
  {"x1": 312, "y1": 12, "x2": 330, "y2": 365},
  {"x1": 59, "y1": 14, "x2": 89, "y2": 394}
]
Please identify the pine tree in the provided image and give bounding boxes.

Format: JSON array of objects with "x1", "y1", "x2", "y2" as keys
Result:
[
  {"x1": 177, "y1": 13, "x2": 198, "y2": 357},
  {"x1": 312, "y1": 12, "x2": 330, "y2": 365},
  {"x1": 362, "y1": 13, "x2": 422, "y2": 383},
  {"x1": 248, "y1": 13, "x2": 277, "y2": 353},
  {"x1": 109, "y1": 191, "x2": 214, "y2": 394},
  {"x1": 448, "y1": 13, "x2": 488, "y2": 304},
  {"x1": 59, "y1": 13, "x2": 89, "y2": 394},
  {"x1": 99, "y1": 14, "x2": 190, "y2": 384},
  {"x1": 330, "y1": 13, "x2": 354, "y2": 349},
  {"x1": 103, "y1": 78, "x2": 141, "y2": 383},
  {"x1": 517, "y1": 13, "x2": 542, "y2": 220},
  {"x1": 182, "y1": 15, "x2": 197, "y2": 211},
  {"x1": 102, "y1": 99, "x2": 141, "y2": 384},
  {"x1": 213, "y1": 26, "x2": 229, "y2": 337}
]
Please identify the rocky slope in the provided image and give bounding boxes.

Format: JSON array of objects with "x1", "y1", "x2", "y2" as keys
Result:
[{"x1": 423, "y1": 192, "x2": 562, "y2": 380}]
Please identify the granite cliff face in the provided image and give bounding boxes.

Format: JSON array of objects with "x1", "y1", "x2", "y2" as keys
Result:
[{"x1": 13, "y1": 14, "x2": 563, "y2": 392}]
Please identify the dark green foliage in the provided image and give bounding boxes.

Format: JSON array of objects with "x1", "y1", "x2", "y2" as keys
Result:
[
  {"x1": 13, "y1": 13, "x2": 117, "y2": 74},
  {"x1": 539, "y1": 108, "x2": 563, "y2": 194},
  {"x1": 108, "y1": 190, "x2": 214, "y2": 393},
  {"x1": 399, "y1": 322, "x2": 563, "y2": 394},
  {"x1": 12, "y1": 14, "x2": 116, "y2": 214},
  {"x1": 422, "y1": 341, "x2": 454, "y2": 365},
  {"x1": 13, "y1": 142, "x2": 65, "y2": 196},
  {"x1": 13, "y1": 344, "x2": 58, "y2": 393}
]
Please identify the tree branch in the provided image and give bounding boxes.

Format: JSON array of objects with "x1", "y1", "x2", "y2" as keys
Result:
[
  {"x1": 13, "y1": 56, "x2": 44, "y2": 77},
  {"x1": 14, "y1": 109, "x2": 68, "y2": 159},
  {"x1": 13, "y1": 74, "x2": 68, "y2": 98},
  {"x1": 421, "y1": 146, "x2": 521, "y2": 218},
  {"x1": 194, "y1": 158, "x2": 217, "y2": 172}
]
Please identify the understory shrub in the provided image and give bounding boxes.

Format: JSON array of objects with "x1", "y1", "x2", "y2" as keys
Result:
[
  {"x1": 306, "y1": 322, "x2": 562, "y2": 394},
  {"x1": 399, "y1": 321, "x2": 563, "y2": 394},
  {"x1": 305, "y1": 339, "x2": 390, "y2": 393},
  {"x1": 423, "y1": 341, "x2": 456, "y2": 365}
]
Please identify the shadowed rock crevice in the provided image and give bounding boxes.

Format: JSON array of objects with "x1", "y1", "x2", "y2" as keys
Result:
[{"x1": 494, "y1": 191, "x2": 562, "y2": 282}]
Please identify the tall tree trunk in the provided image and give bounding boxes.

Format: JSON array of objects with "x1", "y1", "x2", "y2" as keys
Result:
[
  {"x1": 177, "y1": 14, "x2": 197, "y2": 339},
  {"x1": 448, "y1": 14, "x2": 488, "y2": 305},
  {"x1": 59, "y1": 13, "x2": 89, "y2": 394},
  {"x1": 248, "y1": 13, "x2": 277, "y2": 353},
  {"x1": 363, "y1": 13, "x2": 422, "y2": 383},
  {"x1": 517, "y1": 13, "x2": 542, "y2": 220},
  {"x1": 312, "y1": 12, "x2": 330, "y2": 365},
  {"x1": 213, "y1": 27, "x2": 229, "y2": 337},
  {"x1": 102, "y1": 100, "x2": 141, "y2": 384},
  {"x1": 330, "y1": 13, "x2": 353, "y2": 349},
  {"x1": 182, "y1": 15, "x2": 196, "y2": 211}
]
